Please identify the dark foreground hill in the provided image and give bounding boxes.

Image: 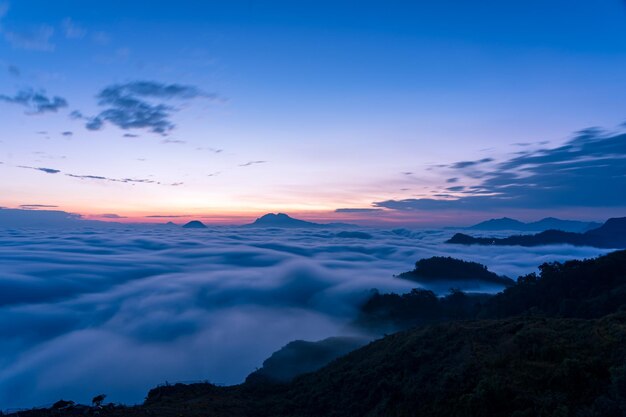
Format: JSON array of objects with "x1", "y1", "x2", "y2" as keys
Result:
[
  {"x1": 448, "y1": 216, "x2": 626, "y2": 249},
  {"x1": 245, "y1": 336, "x2": 369, "y2": 384},
  {"x1": 14, "y1": 314, "x2": 626, "y2": 417},
  {"x1": 9, "y1": 250, "x2": 626, "y2": 417},
  {"x1": 360, "y1": 250, "x2": 626, "y2": 329}
]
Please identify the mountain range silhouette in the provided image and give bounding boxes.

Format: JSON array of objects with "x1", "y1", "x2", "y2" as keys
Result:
[{"x1": 449, "y1": 217, "x2": 626, "y2": 248}]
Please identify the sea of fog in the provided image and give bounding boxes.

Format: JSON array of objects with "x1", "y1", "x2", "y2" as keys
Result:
[{"x1": 0, "y1": 225, "x2": 612, "y2": 409}]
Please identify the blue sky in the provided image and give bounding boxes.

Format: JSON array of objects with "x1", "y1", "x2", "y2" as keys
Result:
[{"x1": 1, "y1": 0, "x2": 625, "y2": 225}]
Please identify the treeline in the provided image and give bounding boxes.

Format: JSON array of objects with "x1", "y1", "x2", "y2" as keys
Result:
[
  {"x1": 360, "y1": 250, "x2": 626, "y2": 329},
  {"x1": 397, "y1": 256, "x2": 514, "y2": 286}
]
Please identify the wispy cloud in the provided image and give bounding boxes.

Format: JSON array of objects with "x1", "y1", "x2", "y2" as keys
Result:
[
  {"x1": 17, "y1": 165, "x2": 61, "y2": 174},
  {"x1": 197, "y1": 146, "x2": 223, "y2": 153},
  {"x1": 0, "y1": 89, "x2": 68, "y2": 114},
  {"x1": 99, "y1": 213, "x2": 127, "y2": 219},
  {"x1": 92, "y1": 31, "x2": 110, "y2": 45},
  {"x1": 161, "y1": 139, "x2": 186, "y2": 145},
  {"x1": 3, "y1": 25, "x2": 55, "y2": 51},
  {"x1": 375, "y1": 127, "x2": 626, "y2": 212},
  {"x1": 7, "y1": 64, "x2": 19, "y2": 77},
  {"x1": 0, "y1": 2, "x2": 8, "y2": 19},
  {"x1": 335, "y1": 208, "x2": 383, "y2": 213},
  {"x1": 19, "y1": 204, "x2": 59, "y2": 209},
  {"x1": 145, "y1": 214, "x2": 190, "y2": 218},
  {"x1": 448, "y1": 157, "x2": 494, "y2": 170},
  {"x1": 16, "y1": 164, "x2": 181, "y2": 187},
  {"x1": 239, "y1": 160, "x2": 266, "y2": 167},
  {"x1": 61, "y1": 18, "x2": 86, "y2": 39}
]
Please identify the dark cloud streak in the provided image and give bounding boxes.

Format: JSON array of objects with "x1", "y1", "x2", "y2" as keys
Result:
[{"x1": 375, "y1": 128, "x2": 626, "y2": 211}]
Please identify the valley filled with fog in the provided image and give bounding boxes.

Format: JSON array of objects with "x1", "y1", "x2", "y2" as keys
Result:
[{"x1": 0, "y1": 225, "x2": 612, "y2": 408}]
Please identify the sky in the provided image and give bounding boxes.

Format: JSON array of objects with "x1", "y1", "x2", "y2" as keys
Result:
[{"x1": 1, "y1": 0, "x2": 625, "y2": 225}]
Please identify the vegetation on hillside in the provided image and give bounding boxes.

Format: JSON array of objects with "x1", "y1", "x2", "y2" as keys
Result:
[
  {"x1": 397, "y1": 256, "x2": 514, "y2": 286},
  {"x1": 9, "y1": 250, "x2": 626, "y2": 417}
]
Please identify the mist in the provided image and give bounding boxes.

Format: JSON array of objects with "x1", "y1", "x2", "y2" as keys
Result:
[{"x1": 0, "y1": 225, "x2": 611, "y2": 408}]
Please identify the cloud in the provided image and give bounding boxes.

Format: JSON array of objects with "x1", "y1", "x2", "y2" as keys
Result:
[
  {"x1": 335, "y1": 208, "x2": 384, "y2": 213},
  {"x1": 15, "y1": 163, "x2": 181, "y2": 187},
  {"x1": 161, "y1": 139, "x2": 186, "y2": 145},
  {"x1": 197, "y1": 147, "x2": 223, "y2": 153},
  {"x1": 61, "y1": 18, "x2": 86, "y2": 39},
  {"x1": 92, "y1": 31, "x2": 110, "y2": 45},
  {"x1": 239, "y1": 160, "x2": 266, "y2": 167},
  {"x1": 446, "y1": 186, "x2": 465, "y2": 192},
  {"x1": 123, "y1": 133, "x2": 139, "y2": 138},
  {"x1": 145, "y1": 215, "x2": 190, "y2": 218},
  {"x1": 448, "y1": 157, "x2": 494, "y2": 169},
  {"x1": 17, "y1": 165, "x2": 61, "y2": 174},
  {"x1": 77, "y1": 81, "x2": 217, "y2": 135},
  {"x1": 0, "y1": 223, "x2": 612, "y2": 408},
  {"x1": 7, "y1": 64, "x2": 19, "y2": 77},
  {"x1": 66, "y1": 173, "x2": 157, "y2": 184},
  {"x1": 3, "y1": 25, "x2": 55, "y2": 51},
  {"x1": 375, "y1": 128, "x2": 626, "y2": 212},
  {"x1": 0, "y1": 208, "x2": 90, "y2": 228},
  {"x1": 19, "y1": 204, "x2": 59, "y2": 209},
  {"x1": 0, "y1": 2, "x2": 8, "y2": 19},
  {"x1": 99, "y1": 213, "x2": 127, "y2": 219},
  {"x1": 0, "y1": 89, "x2": 68, "y2": 114},
  {"x1": 61, "y1": 131, "x2": 73, "y2": 137}
]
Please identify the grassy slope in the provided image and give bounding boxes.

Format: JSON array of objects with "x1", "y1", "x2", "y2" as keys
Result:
[{"x1": 133, "y1": 314, "x2": 626, "y2": 417}]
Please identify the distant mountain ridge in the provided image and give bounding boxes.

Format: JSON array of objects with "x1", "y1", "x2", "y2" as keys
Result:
[
  {"x1": 449, "y1": 216, "x2": 626, "y2": 249},
  {"x1": 468, "y1": 216, "x2": 601, "y2": 232},
  {"x1": 182, "y1": 220, "x2": 207, "y2": 229},
  {"x1": 244, "y1": 213, "x2": 356, "y2": 228}
]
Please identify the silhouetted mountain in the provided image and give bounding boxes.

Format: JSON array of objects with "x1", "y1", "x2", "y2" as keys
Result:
[
  {"x1": 163, "y1": 221, "x2": 178, "y2": 226},
  {"x1": 530, "y1": 217, "x2": 601, "y2": 232},
  {"x1": 244, "y1": 213, "x2": 356, "y2": 228},
  {"x1": 468, "y1": 217, "x2": 526, "y2": 230},
  {"x1": 468, "y1": 217, "x2": 601, "y2": 232},
  {"x1": 182, "y1": 220, "x2": 207, "y2": 229},
  {"x1": 247, "y1": 213, "x2": 318, "y2": 228},
  {"x1": 245, "y1": 337, "x2": 369, "y2": 384},
  {"x1": 397, "y1": 256, "x2": 514, "y2": 286},
  {"x1": 449, "y1": 217, "x2": 626, "y2": 248}
]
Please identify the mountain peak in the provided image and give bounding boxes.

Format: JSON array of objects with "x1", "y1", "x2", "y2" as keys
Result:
[
  {"x1": 182, "y1": 220, "x2": 207, "y2": 229},
  {"x1": 248, "y1": 213, "x2": 318, "y2": 228}
]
